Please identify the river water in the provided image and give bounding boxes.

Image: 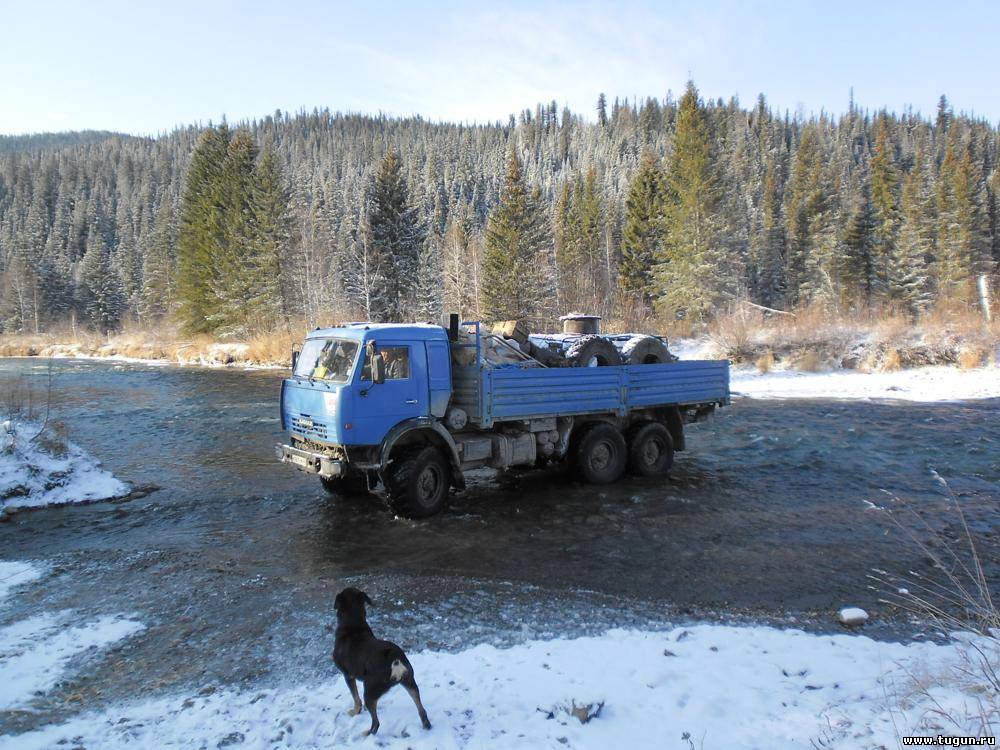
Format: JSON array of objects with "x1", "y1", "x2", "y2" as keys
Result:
[{"x1": 0, "y1": 358, "x2": 997, "y2": 729}]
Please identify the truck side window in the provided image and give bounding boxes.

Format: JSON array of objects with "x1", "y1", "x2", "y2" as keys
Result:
[
  {"x1": 361, "y1": 346, "x2": 410, "y2": 380},
  {"x1": 380, "y1": 347, "x2": 410, "y2": 379}
]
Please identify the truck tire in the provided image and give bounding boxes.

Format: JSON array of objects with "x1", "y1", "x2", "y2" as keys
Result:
[
  {"x1": 386, "y1": 445, "x2": 450, "y2": 518},
  {"x1": 565, "y1": 335, "x2": 623, "y2": 368},
  {"x1": 627, "y1": 422, "x2": 674, "y2": 476},
  {"x1": 574, "y1": 423, "x2": 627, "y2": 484},
  {"x1": 321, "y1": 474, "x2": 370, "y2": 496},
  {"x1": 623, "y1": 335, "x2": 676, "y2": 365}
]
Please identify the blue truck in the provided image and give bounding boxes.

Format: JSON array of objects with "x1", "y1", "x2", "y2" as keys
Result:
[{"x1": 277, "y1": 317, "x2": 730, "y2": 517}]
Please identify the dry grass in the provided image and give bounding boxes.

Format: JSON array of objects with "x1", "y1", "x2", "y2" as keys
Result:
[
  {"x1": 869, "y1": 474, "x2": 999, "y2": 740},
  {"x1": 755, "y1": 350, "x2": 775, "y2": 373},
  {"x1": 958, "y1": 346, "x2": 988, "y2": 370},
  {"x1": 0, "y1": 326, "x2": 301, "y2": 368},
  {"x1": 789, "y1": 348, "x2": 823, "y2": 372},
  {"x1": 685, "y1": 300, "x2": 999, "y2": 373},
  {"x1": 880, "y1": 348, "x2": 903, "y2": 372}
]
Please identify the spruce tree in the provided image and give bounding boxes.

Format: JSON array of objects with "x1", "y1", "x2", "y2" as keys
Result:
[
  {"x1": 78, "y1": 229, "x2": 125, "y2": 333},
  {"x1": 869, "y1": 115, "x2": 899, "y2": 300},
  {"x1": 619, "y1": 150, "x2": 666, "y2": 305},
  {"x1": 481, "y1": 150, "x2": 551, "y2": 320},
  {"x1": 176, "y1": 124, "x2": 230, "y2": 333},
  {"x1": 139, "y1": 198, "x2": 177, "y2": 323},
  {"x1": 363, "y1": 149, "x2": 424, "y2": 321},
  {"x1": 890, "y1": 154, "x2": 932, "y2": 315},
  {"x1": 654, "y1": 81, "x2": 729, "y2": 321}
]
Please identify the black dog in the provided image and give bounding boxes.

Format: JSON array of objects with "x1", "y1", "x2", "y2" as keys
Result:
[{"x1": 333, "y1": 587, "x2": 432, "y2": 736}]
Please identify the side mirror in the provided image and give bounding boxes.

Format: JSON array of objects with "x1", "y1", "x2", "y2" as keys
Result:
[
  {"x1": 371, "y1": 353, "x2": 386, "y2": 384},
  {"x1": 291, "y1": 349, "x2": 299, "y2": 372}
]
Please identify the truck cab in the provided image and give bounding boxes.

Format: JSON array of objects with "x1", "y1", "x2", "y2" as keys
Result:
[{"x1": 278, "y1": 323, "x2": 461, "y2": 515}]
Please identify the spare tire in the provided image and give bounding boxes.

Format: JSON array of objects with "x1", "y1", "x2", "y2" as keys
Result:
[
  {"x1": 622, "y1": 335, "x2": 677, "y2": 365},
  {"x1": 564, "y1": 335, "x2": 623, "y2": 367}
]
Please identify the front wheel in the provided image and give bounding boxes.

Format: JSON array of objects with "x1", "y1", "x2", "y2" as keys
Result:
[
  {"x1": 574, "y1": 423, "x2": 627, "y2": 484},
  {"x1": 386, "y1": 446, "x2": 451, "y2": 518}
]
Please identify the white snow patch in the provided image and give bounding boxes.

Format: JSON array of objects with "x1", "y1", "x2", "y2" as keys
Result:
[
  {"x1": 669, "y1": 336, "x2": 719, "y2": 361},
  {"x1": 0, "y1": 613, "x2": 145, "y2": 710},
  {"x1": 0, "y1": 625, "x2": 991, "y2": 749},
  {"x1": 0, "y1": 560, "x2": 144, "y2": 712},
  {"x1": 731, "y1": 364, "x2": 1000, "y2": 402},
  {"x1": 0, "y1": 561, "x2": 44, "y2": 603},
  {"x1": 0, "y1": 422, "x2": 128, "y2": 510}
]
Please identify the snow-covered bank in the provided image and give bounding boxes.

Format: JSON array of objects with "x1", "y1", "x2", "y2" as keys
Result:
[
  {"x1": 2, "y1": 624, "x2": 995, "y2": 749},
  {"x1": 731, "y1": 364, "x2": 1000, "y2": 402},
  {"x1": 0, "y1": 422, "x2": 129, "y2": 511},
  {"x1": 0, "y1": 561, "x2": 144, "y2": 713}
]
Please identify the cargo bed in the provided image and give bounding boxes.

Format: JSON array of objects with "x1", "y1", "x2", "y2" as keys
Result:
[{"x1": 452, "y1": 360, "x2": 730, "y2": 428}]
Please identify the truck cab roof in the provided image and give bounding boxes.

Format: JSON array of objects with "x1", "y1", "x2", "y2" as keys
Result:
[{"x1": 305, "y1": 322, "x2": 450, "y2": 343}]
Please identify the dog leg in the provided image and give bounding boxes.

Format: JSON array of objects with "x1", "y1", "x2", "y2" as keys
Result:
[
  {"x1": 402, "y1": 674, "x2": 432, "y2": 730},
  {"x1": 343, "y1": 675, "x2": 362, "y2": 716},
  {"x1": 363, "y1": 687, "x2": 381, "y2": 736}
]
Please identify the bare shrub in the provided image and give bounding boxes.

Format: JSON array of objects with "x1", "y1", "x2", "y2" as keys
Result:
[
  {"x1": 755, "y1": 350, "x2": 775, "y2": 373},
  {"x1": 707, "y1": 306, "x2": 764, "y2": 362},
  {"x1": 957, "y1": 347, "x2": 987, "y2": 370},
  {"x1": 880, "y1": 348, "x2": 902, "y2": 372},
  {"x1": 789, "y1": 349, "x2": 822, "y2": 372}
]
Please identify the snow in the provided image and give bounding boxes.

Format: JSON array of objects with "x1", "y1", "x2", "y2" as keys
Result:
[
  {"x1": 0, "y1": 421, "x2": 129, "y2": 510},
  {"x1": 0, "y1": 613, "x2": 145, "y2": 710},
  {"x1": 731, "y1": 364, "x2": 1000, "y2": 402},
  {"x1": 2, "y1": 624, "x2": 994, "y2": 749},
  {"x1": 0, "y1": 559, "x2": 144, "y2": 713},
  {"x1": 837, "y1": 607, "x2": 870, "y2": 626},
  {"x1": 0, "y1": 560, "x2": 43, "y2": 602}
]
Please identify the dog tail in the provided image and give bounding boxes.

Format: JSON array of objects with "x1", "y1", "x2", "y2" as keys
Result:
[{"x1": 390, "y1": 658, "x2": 409, "y2": 682}]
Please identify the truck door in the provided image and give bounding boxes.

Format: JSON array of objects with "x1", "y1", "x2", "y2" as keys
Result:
[{"x1": 350, "y1": 342, "x2": 428, "y2": 444}]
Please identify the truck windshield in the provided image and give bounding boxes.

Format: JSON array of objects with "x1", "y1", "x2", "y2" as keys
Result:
[{"x1": 295, "y1": 338, "x2": 359, "y2": 382}]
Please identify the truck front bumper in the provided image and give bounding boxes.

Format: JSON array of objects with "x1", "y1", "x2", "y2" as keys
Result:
[{"x1": 275, "y1": 443, "x2": 344, "y2": 479}]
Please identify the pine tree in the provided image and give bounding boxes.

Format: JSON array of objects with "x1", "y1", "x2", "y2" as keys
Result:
[
  {"x1": 176, "y1": 124, "x2": 230, "y2": 333},
  {"x1": 78, "y1": 229, "x2": 125, "y2": 333},
  {"x1": 936, "y1": 134, "x2": 991, "y2": 305},
  {"x1": 481, "y1": 150, "x2": 552, "y2": 320},
  {"x1": 139, "y1": 198, "x2": 177, "y2": 323},
  {"x1": 619, "y1": 150, "x2": 666, "y2": 305},
  {"x1": 751, "y1": 154, "x2": 786, "y2": 306},
  {"x1": 840, "y1": 181, "x2": 875, "y2": 305},
  {"x1": 654, "y1": 82, "x2": 729, "y2": 321},
  {"x1": 362, "y1": 149, "x2": 425, "y2": 321},
  {"x1": 869, "y1": 115, "x2": 899, "y2": 301},
  {"x1": 784, "y1": 125, "x2": 838, "y2": 304},
  {"x1": 890, "y1": 153, "x2": 933, "y2": 315},
  {"x1": 597, "y1": 93, "x2": 608, "y2": 128},
  {"x1": 247, "y1": 145, "x2": 290, "y2": 329}
]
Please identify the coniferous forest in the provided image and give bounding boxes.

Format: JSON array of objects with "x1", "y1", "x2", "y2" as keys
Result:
[{"x1": 1, "y1": 82, "x2": 998, "y2": 337}]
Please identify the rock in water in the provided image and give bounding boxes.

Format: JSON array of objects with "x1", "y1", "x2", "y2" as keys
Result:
[{"x1": 838, "y1": 607, "x2": 869, "y2": 626}]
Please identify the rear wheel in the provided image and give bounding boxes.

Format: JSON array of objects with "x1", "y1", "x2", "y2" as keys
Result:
[
  {"x1": 320, "y1": 474, "x2": 370, "y2": 496},
  {"x1": 627, "y1": 422, "x2": 674, "y2": 476},
  {"x1": 574, "y1": 423, "x2": 627, "y2": 484},
  {"x1": 386, "y1": 445, "x2": 451, "y2": 518}
]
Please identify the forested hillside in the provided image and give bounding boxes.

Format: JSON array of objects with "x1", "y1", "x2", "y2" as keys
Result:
[{"x1": 0, "y1": 83, "x2": 997, "y2": 337}]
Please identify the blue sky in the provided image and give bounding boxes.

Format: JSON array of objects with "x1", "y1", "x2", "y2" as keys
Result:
[{"x1": 2, "y1": 0, "x2": 997, "y2": 135}]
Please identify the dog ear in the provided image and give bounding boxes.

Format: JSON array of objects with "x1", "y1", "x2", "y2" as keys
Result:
[
  {"x1": 334, "y1": 592, "x2": 343, "y2": 612},
  {"x1": 363, "y1": 592, "x2": 373, "y2": 606}
]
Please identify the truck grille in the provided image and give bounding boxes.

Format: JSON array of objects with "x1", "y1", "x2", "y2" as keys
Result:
[{"x1": 291, "y1": 415, "x2": 329, "y2": 440}]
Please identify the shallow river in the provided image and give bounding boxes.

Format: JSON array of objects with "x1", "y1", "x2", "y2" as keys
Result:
[{"x1": 0, "y1": 358, "x2": 997, "y2": 729}]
